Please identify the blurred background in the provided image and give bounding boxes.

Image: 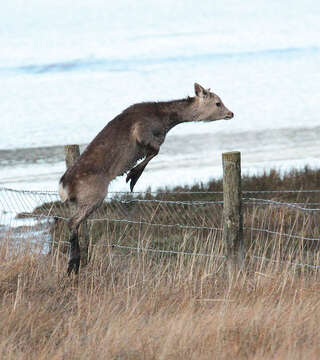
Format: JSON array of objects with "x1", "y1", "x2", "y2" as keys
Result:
[{"x1": 1, "y1": 0, "x2": 320, "y2": 191}]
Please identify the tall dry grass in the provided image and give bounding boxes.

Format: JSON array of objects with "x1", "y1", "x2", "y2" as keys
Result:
[
  {"x1": 1, "y1": 228, "x2": 320, "y2": 360},
  {"x1": 2, "y1": 167, "x2": 320, "y2": 359}
]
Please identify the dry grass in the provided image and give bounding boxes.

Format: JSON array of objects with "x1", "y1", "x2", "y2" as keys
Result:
[
  {"x1": 2, "y1": 167, "x2": 320, "y2": 359},
  {"x1": 1, "y1": 233, "x2": 320, "y2": 360}
]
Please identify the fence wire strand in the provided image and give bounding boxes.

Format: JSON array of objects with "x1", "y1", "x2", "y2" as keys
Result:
[
  {"x1": 3, "y1": 186, "x2": 320, "y2": 195},
  {"x1": 245, "y1": 198, "x2": 320, "y2": 211},
  {"x1": 1, "y1": 187, "x2": 320, "y2": 269}
]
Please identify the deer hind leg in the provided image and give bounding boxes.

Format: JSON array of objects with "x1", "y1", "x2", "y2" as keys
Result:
[
  {"x1": 66, "y1": 175, "x2": 109, "y2": 275},
  {"x1": 67, "y1": 199, "x2": 104, "y2": 275},
  {"x1": 67, "y1": 225, "x2": 80, "y2": 276}
]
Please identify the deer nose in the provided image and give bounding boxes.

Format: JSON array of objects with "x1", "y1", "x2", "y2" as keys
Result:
[{"x1": 226, "y1": 111, "x2": 234, "y2": 119}]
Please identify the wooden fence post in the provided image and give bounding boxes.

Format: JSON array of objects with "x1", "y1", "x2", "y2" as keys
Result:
[
  {"x1": 64, "y1": 144, "x2": 80, "y2": 168},
  {"x1": 222, "y1": 151, "x2": 244, "y2": 266},
  {"x1": 64, "y1": 144, "x2": 89, "y2": 264}
]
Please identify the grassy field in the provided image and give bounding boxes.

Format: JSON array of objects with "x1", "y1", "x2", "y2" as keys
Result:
[{"x1": 1, "y1": 167, "x2": 320, "y2": 359}]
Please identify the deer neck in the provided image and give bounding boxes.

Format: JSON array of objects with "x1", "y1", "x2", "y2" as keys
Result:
[{"x1": 159, "y1": 98, "x2": 199, "y2": 131}]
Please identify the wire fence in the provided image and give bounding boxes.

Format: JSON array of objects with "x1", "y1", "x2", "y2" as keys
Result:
[{"x1": 1, "y1": 186, "x2": 320, "y2": 269}]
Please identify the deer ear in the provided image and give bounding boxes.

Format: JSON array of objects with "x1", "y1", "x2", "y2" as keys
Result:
[{"x1": 194, "y1": 83, "x2": 207, "y2": 98}]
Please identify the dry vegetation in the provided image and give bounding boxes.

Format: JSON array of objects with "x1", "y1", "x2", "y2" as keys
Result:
[
  {"x1": 1, "y1": 167, "x2": 320, "y2": 359},
  {"x1": 1, "y1": 238, "x2": 320, "y2": 359}
]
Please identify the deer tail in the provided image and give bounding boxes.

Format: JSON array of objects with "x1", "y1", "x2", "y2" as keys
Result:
[{"x1": 58, "y1": 180, "x2": 69, "y2": 203}]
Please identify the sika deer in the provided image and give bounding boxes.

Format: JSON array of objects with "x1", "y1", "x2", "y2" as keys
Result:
[{"x1": 59, "y1": 83, "x2": 234, "y2": 274}]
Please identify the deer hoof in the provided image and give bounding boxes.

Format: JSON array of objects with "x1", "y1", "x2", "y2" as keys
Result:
[
  {"x1": 126, "y1": 168, "x2": 136, "y2": 183},
  {"x1": 126, "y1": 168, "x2": 141, "y2": 192},
  {"x1": 67, "y1": 257, "x2": 80, "y2": 276}
]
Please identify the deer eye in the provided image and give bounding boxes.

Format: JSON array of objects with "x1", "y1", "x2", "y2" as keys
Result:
[{"x1": 216, "y1": 102, "x2": 221, "y2": 107}]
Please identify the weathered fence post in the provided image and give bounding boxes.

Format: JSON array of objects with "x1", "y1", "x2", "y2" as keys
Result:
[
  {"x1": 222, "y1": 151, "x2": 244, "y2": 267},
  {"x1": 64, "y1": 144, "x2": 80, "y2": 168},
  {"x1": 64, "y1": 144, "x2": 89, "y2": 264}
]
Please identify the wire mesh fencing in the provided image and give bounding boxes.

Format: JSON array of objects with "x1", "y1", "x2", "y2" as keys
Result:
[{"x1": 1, "y1": 186, "x2": 320, "y2": 269}]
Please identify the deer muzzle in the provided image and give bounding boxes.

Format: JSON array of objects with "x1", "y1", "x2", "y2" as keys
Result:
[{"x1": 224, "y1": 111, "x2": 234, "y2": 120}]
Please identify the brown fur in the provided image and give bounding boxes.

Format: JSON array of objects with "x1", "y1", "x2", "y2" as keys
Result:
[{"x1": 59, "y1": 83, "x2": 234, "y2": 274}]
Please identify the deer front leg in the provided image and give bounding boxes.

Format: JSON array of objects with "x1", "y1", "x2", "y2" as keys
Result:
[
  {"x1": 126, "y1": 151, "x2": 158, "y2": 192},
  {"x1": 128, "y1": 122, "x2": 164, "y2": 191},
  {"x1": 132, "y1": 121, "x2": 165, "y2": 154}
]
